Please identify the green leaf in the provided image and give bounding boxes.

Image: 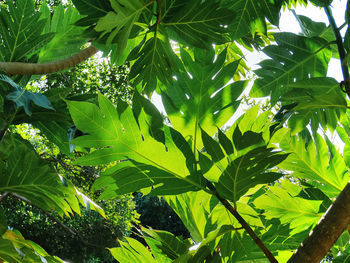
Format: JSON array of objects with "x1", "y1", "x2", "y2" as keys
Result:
[
  {"x1": 274, "y1": 129, "x2": 349, "y2": 197},
  {"x1": 2, "y1": 75, "x2": 54, "y2": 117},
  {"x1": 6, "y1": 89, "x2": 55, "y2": 116},
  {"x1": 109, "y1": 237, "x2": 158, "y2": 263},
  {"x1": 217, "y1": 129, "x2": 234, "y2": 156},
  {"x1": 0, "y1": 133, "x2": 103, "y2": 217},
  {"x1": 254, "y1": 181, "x2": 323, "y2": 234},
  {"x1": 92, "y1": 160, "x2": 201, "y2": 197},
  {"x1": 0, "y1": 0, "x2": 55, "y2": 62},
  {"x1": 261, "y1": 219, "x2": 308, "y2": 252},
  {"x1": 0, "y1": 229, "x2": 63, "y2": 263},
  {"x1": 164, "y1": 191, "x2": 212, "y2": 243},
  {"x1": 95, "y1": 0, "x2": 148, "y2": 54},
  {"x1": 161, "y1": 47, "x2": 245, "y2": 149},
  {"x1": 3, "y1": 74, "x2": 54, "y2": 116},
  {"x1": 38, "y1": 4, "x2": 88, "y2": 63},
  {"x1": 129, "y1": 36, "x2": 181, "y2": 94},
  {"x1": 295, "y1": 13, "x2": 338, "y2": 57},
  {"x1": 68, "y1": 94, "x2": 205, "y2": 195},
  {"x1": 222, "y1": 0, "x2": 282, "y2": 39},
  {"x1": 72, "y1": 0, "x2": 111, "y2": 18},
  {"x1": 215, "y1": 145, "x2": 288, "y2": 203},
  {"x1": 219, "y1": 231, "x2": 268, "y2": 262},
  {"x1": 201, "y1": 128, "x2": 225, "y2": 163},
  {"x1": 142, "y1": 228, "x2": 192, "y2": 261},
  {"x1": 250, "y1": 32, "x2": 332, "y2": 104},
  {"x1": 162, "y1": 0, "x2": 235, "y2": 49},
  {"x1": 281, "y1": 77, "x2": 347, "y2": 134}
]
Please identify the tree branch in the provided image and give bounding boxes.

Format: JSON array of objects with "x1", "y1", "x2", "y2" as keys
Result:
[
  {"x1": 0, "y1": 46, "x2": 98, "y2": 76},
  {"x1": 288, "y1": 182, "x2": 350, "y2": 263},
  {"x1": 324, "y1": 6, "x2": 350, "y2": 97},
  {"x1": 206, "y1": 184, "x2": 278, "y2": 263}
]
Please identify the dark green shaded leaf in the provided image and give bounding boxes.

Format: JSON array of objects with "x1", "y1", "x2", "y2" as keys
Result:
[
  {"x1": 162, "y1": 47, "x2": 244, "y2": 149},
  {"x1": 162, "y1": 0, "x2": 235, "y2": 48},
  {"x1": 201, "y1": 128, "x2": 225, "y2": 163},
  {"x1": 250, "y1": 32, "x2": 332, "y2": 104},
  {"x1": 0, "y1": 0, "x2": 54, "y2": 62},
  {"x1": 93, "y1": 160, "x2": 200, "y2": 198},
  {"x1": 129, "y1": 36, "x2": 180, "y2": 93},
  {"x1": 216, "y1": 146, "x2": 287, "y2": 203},
  {"x1": 222, "y1": 0, "x2": 282, "y2": 40},
  {"x1": 281, "y1": 77, "x2": 347, "y2": 134}
]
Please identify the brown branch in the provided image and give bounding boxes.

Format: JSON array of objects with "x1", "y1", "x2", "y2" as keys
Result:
[
  {"x1": 218, "y1": 197, "x2": 278, "y2": 263},
  {"x1": 324, "y1": 6, "x2": 350, "y2": 97},
  {"x1": 0, "y1": 46, "x2": 99, "y2": 75},
  {"x1": 205, "y1": 181, "x2": 278, "y2": 262},
  {"x1": 288, "y1": 183, "x2": 350, "y2": 263}
]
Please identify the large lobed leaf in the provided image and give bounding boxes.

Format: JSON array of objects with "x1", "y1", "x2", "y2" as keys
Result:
[
  {"x1": 161, "y1": 47, "x2": 245, "y2": 150},
  {"x1": 0, "y1": 0, "x2": 54, "y2": 62},
  {"x1": 128, "y1": 35, "x2": 181, "y2": 94},
  {"x1": 200, "y1": 122, "x2": 288, "y2": 203},
  {"x1": 250, "y1": 32, "x2": 332, "y2": 104},
  {"x1": 254, "y1": 181, "x2": 323, "y2": 234},
  {"x1": 272, "y1": 128, "x2": 349, "y2": 197},
  {"x1": 67, "y1": 94, "x2": 206, "y2": 196},
  {"x1": 161, "y1": 0, "x2": 235, "y2": 49},
  {"x1": 280, "y1": 77, "x2": 347, "y2": 134},
  {"x1": 222, "y1": 0, "x2": 282, "y2": 40},
  {"x1": 95, "y1": 0, "x2": 149, "y2": 54},
  {"x1": 38, "y1": 3, "x2": 88, "y2": 63},
  {"x1": 0, "y1": 133, "x2": 104, "y2": 218},
  {"x1": 213, "y1": 128, "x2": 288, "y2": 203}
]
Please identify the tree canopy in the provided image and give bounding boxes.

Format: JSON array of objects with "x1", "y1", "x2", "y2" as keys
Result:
[{"x1": 1, "y1": 0, "x2": 350, "y2": 262}]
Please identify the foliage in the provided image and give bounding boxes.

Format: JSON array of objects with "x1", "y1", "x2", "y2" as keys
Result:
[
  {"x1": 1, "y1": 0, "x2": 350, "y2": 262},
  {"x1": 133, "y1": 193, "x2": 190, "y2": 239}
]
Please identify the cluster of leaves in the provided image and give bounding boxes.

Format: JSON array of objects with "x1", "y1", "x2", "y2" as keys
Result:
[{"x1": 1, "y1": 0, "x2": 350, "y2": 263}]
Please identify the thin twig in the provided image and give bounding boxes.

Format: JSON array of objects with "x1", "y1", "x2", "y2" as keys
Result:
[
  {"x1": 206, "y1": 183, "x2": 278, "y2": 263},
  {"x1": 324, "y1": 6, "x2": 350, "y2": 97}
]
